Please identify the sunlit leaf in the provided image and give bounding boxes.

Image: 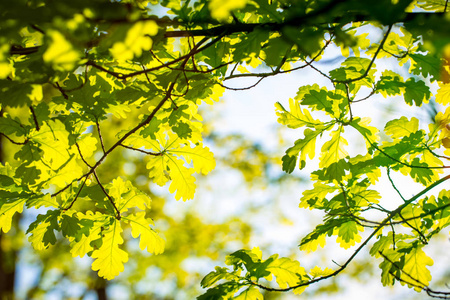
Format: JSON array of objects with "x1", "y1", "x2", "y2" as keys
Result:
[{"x1": 91, "y1": 219, "x2": 129, "y2": 280}]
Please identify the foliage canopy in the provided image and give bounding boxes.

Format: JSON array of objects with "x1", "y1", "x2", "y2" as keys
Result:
[{"x1": 1, "y1": 0, "x2": 450, "y2": 298}]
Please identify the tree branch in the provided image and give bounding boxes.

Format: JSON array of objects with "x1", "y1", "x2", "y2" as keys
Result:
[{"x1": 250, "y1": 174, "x2": 450, "y2": 292}]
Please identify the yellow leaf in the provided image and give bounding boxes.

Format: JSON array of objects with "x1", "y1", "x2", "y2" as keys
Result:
[
  {"x1": 126, "y1": 211, "x2": 165, "y2": 254},
  {"x1": 70, "y1": 211, "x2": 105, "y2": 258},
  {"x1": 76, "y1": 134, "x2": 97, "y2": 157},
  {"x1": 309, "y1": 266, "x2": 334, "y2": 278},
  {"x1": 435, "y1": 82, "x2": 450, "y2": 105},
  {"x1": 171, "y1": 144, "x2": 216, "y2": 175},
  {"x1": 208, "y1": 0, "x2": 248, "y2": 21},
  {"x1": 110, "y1": 21, "x2": 158, "y2": 60},
  {"x1": 266, "y1": 256, "x2": 307, "y2": 293},
  {"x1": 43, "y1": 30, "x2": 81, "y2": 71},
  {"x1": 299, "y1": 233, "x2": 326, "y2": 253},
  {"x1": 91, "y1": 219, "x2": 129, "y2": 280},
  {"x1": 147, "y1": 155, "x2": 170, "y2": 186},
  {"x1": 30, "y1": 119, "x2": 71, "y2": 169},
  {"x1": 167, "y1": 156, "x2": 196, "y2": 201},
  {"x1": 275, "y1": 99, "x2": 321, "y2": 129},
  {"x1": 237, "y1": 65, "x2": 250, "y2": 73},
  {"x1": 335, "y1": 221, "x2": 363, "y2": 249},
  {"x1": 319, "y1": 127, "x2": 348, "y2": 168},
  {"x1": 234, "y1": 286, "x2": 263, "y2": 300},
  {"x1": 402, "y1": 245, "x2": 434, "y2": 291},
  {"x1": 0, "y1": 199, "x2": 25, "y2": 233},
  {"x1": 47, "y1": 157, "x2": 83, "y2": 188},
  {"x1": 384, "y1": 116, "x2": 419, "y2": 139}
]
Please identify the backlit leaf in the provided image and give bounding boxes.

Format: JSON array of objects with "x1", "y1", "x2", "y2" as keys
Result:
[
  {"x1": 319, "y1": 127, "x2": 348, "y2": 168},
  {"x1": 402, "y1": 245, "x2": 434, "y2": 291},
  {"x1": 91, "y1": 219, "x2": 129, "y2": 280},
  {"x1": 125, "y1": 211, "x2": 165, "y2": 254}
]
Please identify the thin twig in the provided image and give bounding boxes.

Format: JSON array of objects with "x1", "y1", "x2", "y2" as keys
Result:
[
  {"x1": 120, "y1": 144, "x2": 163, "y2": 156},
  {"x1": 51, "y1": 36, "x2": 202, "y2": 198},
  {"x1": 370, "y1": 142, "x2": 450, "y2": 170},
  {"x1": 249, "y1": 174, "x2": 450, "y2": 292},
  {"x1": 398, "y1": 211, "x2": 428, "y2": 244},
  {"x1": 93, "y1": 171, "x2": 121, "y2": 219},
  {"x1": 219, "y1": 77, "x2": 265, "y2": 91},
  {"x1": 75, "y1": 142, "x2": 92, "y2": 168},
  {"x1": 29, "y1": 106, "x2": 40, "y2": 131},
  {"x1": 54, "y1": 82, "x2": 69, "y2": 99},
  {"x1": 387, "y1": 168, "x2": 406, "y2": 201},
  {"x1": 0, "y1": 133, "x2": 28, "y2": 145},
  {"x1": 379, "y1": 251, "x2": 450, "y2": 299},
  {"x1": 63, "y1": 178, "x2": 88, "y2": 211},
  {"x1": 86, "y1": 35, "x2": 219, "y2": 80},
  {"x1": 96, "y1": 120, "x2": 106, "y2": 154},
  {"x1": 333, "y1": 25, "x2": 393, "y2": 84}
]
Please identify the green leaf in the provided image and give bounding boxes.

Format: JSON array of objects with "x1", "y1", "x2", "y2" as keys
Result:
[
  {"x1": 409, "y1": 53, "x2": 441, "y2": 82},
  {"x1": 379, "y1": 248, "x2": 404, "y2": 286},
  {"x1": 330, "y1": 57, "x2": 373, "y2": 86},
  {"x1": 335, "y1": 221, "x2": 363, "y2": 249},
  {"x1": 0, "y1": 115, "x2": 27, "y2": 136},
  {"x1": 70, "y1": 211, "x2": 105, "y2": 258},
  {"x1": 408, "y1": 157, "x2": 435, "y2": 185},
  {"x1": 403, "y1": 78, "x2": 431, "y2": 106},
  {"x1": 141, "y1": 117, "x2": 163, "y2": 139},
  {"x1": 200, "y1": 267, "x2": 234, "y2": 288},
  {"x1": 197, "y1": 282, "x2": 241, "y2": 300},
  {"x1": 27, "y1": 210, "x2": 60, "y2": 250},
  {"x1": 350, "y1": 117, "x2": 379, "y2": 147},
  {"x1": 172, "y1": 121, "x2": 192, "y2": 139},
  {"x1": 375, "y1": 70, "x2": 405, "y2": 97},
  {"x1": 282, "y1": 128, "x2": 323, "y2": 172},
  {"x1": 301, "y1": 89, "x2": 333, "y2": 115}
]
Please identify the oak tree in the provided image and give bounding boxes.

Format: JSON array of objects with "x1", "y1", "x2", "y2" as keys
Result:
[{"x1": 1, "y1": 0, "x2": 450, "y2": 299}]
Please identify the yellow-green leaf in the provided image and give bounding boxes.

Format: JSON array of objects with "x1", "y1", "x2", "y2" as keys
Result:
[
  {"x1": 319, "y1": 127, "x2": 348, "y2": 168},
  {"x1": 402, "y1": 245, "x2": 434, "y2": 291},
  {"x1": 147, "y1": 155, "x2": 170, "y2": 186},
  {"x1": 125, "y1": 211, "x2": 165, "y2": 254},
  {"x1": 309, "y1": 266, "x2": 334, "y2": 278},
  {"x1": 43, "y1": 30, "x2": 81, "y2": 71},
  {"x1": 171, "y1": 144, "x2": 216, "y2": 175},
  {"x1": 0, "y1": 198, "x2": 26, "y2": 233},
  {"x1": 335, "y1": 221, "x2": 363, "y2": 249},
  {"x1": 234, "y1": 286, "x2": 263, "y2": 300},
  {"x1": 167, "y1": 156, "x2": 196, "y2": 201},
  {"x1": 91, "y1": 219, "x2": 129, "y2": 280},
  {"x1": 384, "y1": 116, "x2": 419, "y2": 140},
  {"x1": 70, "y1": 211, "x2": 105, "y2": 258},
  {"x1": 275, "y1": 99, "x2": 321, "y2": 129},
  {"x1": 266, "y1": 256, "x2": 306, "y2": 293},
  {"x1": 435, "y1": 82, "x2": 450, "y2": 105}
]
